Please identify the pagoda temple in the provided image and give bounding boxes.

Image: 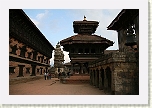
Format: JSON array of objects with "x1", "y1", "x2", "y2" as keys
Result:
[{"x1": 60, "y1": 16, "x2": 113, "y2": 74}]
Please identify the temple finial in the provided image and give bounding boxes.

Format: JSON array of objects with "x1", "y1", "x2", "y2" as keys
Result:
[{"x1": 83, "y1": 15, "x2": 87, "y2": 21}]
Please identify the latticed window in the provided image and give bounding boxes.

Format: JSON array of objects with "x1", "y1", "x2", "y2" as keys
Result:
[
  {"x1": 85, "y1": 48, "x2": 89, "y2": 53},
  {"x1": 78, "y1": 48, "x2": 83, "y2": 53},
  {"x1": 91, "y1": 49, "x2": 95, "y2": 53},
  {"x1": 71, "y1": 48, "x2": 75, "y2": 53}
]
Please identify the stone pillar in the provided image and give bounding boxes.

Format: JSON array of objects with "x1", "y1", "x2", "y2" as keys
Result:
[
  {"x1": 40, "y1": 67, "x2": 43, "y2": 75},
  {"x1": 99, "y1": 71, "x2": 102, "y2": 90},
  {"x1": 134, "y1": 15, "x2": 139, "y2": 50},
  {"x1": 95, "y1": 70, "x2": 99, "y2": 88},
  {"x1": 118, "y1": 29, "x2": 127, "y2": 52},
  {"x1": 17, "y1": 65, "x2": 25, "y2": 77},
  {"x1": 71, "y1": 63, "x2": 74, "y2": 74},
  {"x1": 90, "y1": 70, "x2": 92, "y2": 85},
  {"x1": 92, "y1": 70, "x2": 95, "y2": 86},
  {"x1": 31, "y1": 64, "x2": 36, "y2": 76},
  {"x1": 79, "y1": 63, "x2": 83, "y2": 74},
  {"x1": 101, "y1": 69, "x2": 104, "y2": 90}
]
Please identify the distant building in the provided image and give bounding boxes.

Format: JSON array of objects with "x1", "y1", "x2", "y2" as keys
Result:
[{"x1": 9, "y1": 9, "x2": 55, "y2": 78}]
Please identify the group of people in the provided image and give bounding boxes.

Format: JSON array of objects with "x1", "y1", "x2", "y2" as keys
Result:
[
  {"x1": 44, "y1": 72, "x2": 51, "y2": 80},
  {"x1": 58, "y1": 72, "x2": 71, "y2": 79}
]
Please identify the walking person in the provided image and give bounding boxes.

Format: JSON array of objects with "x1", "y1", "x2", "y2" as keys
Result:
[
  {"x1": 46, "y1": 72, "x2": 49, "y2": 80},
  {"x1": 58, "y1": 72, "x2": 61, "y2": 79},
  {"x1": 49, "y1": 73, "x2": 51, "y2": 79},
  {"x1": 44, "y1": 72, "x2": 47, "y2": 80}
]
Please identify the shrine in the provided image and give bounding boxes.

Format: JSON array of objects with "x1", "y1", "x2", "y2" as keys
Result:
[
  {"x1": 60, "y1": 16, "x2": 114, "y2": 74},
  {"x1": 54, "y1": 42, "x2": 65, "y2": 76}
]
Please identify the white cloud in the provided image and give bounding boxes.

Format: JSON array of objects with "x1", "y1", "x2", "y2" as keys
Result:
[
  {"x1": 29, "y1": 10, "x2": 49, "y2": 29},
  {"x1": 36, "y1": 10, "x2": 49, "y2": 20},
  {"x1": 63, "y1": 51, "x2": 70, "y2": 63}
]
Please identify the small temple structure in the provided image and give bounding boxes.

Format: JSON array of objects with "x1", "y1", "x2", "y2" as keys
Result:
[
  {"x1": 54, "y1": 42, "x2": 64, "y2": 76},
  {"x1": 60, "y1": 16, "x2": 113, "y2": 74}
]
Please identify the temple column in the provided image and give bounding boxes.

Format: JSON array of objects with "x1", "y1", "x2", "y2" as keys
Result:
[
  {"x1": 31, "y1": 64, "x2": 36, "y2": 76},
  {"x1": 17, "y1": 65, "x2": 25, "y2": 77}
]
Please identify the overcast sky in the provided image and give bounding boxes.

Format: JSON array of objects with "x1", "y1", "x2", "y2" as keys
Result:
[{"x1": 23, "y1": 9, "x2": 122, "y2": 65}]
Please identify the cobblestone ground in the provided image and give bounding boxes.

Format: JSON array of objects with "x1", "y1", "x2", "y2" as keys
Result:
[{"x1": 9, "y1": 77, "x2": 107, "y2": 95}]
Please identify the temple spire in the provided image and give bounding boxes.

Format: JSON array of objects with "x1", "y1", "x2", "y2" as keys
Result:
[{"x1": 83, "y1": 15, "x2": 87, "y2": 21}]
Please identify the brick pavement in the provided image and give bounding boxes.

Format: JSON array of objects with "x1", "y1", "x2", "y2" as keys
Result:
[{"x1": 9, "y1": 76, "x2": 107, "y2": 95}]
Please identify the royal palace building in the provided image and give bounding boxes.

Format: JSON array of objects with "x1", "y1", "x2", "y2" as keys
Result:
[{"x1": 9, "y1": 9, "x2": 55, "y2": 78}]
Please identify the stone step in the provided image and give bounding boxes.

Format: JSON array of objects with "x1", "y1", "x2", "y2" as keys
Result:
[
  {"x1": 9, "y1": 75, "x2": 43, "y2": 85},
  {"x1": 61, "y1": 75, "x2": 90, "y2": 84}
]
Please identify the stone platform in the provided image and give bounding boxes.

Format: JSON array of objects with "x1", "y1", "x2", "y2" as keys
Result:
[
  {"x1": 61, "y1": 74, "x2": 90, "y2": 84},
  {"x1": 9, "y1": 75, "x2": 44, "y2": 85}
]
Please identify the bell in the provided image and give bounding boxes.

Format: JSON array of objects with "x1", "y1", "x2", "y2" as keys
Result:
[{"x1": 125, "y1": 26, "x2": 137, "y2": 46}]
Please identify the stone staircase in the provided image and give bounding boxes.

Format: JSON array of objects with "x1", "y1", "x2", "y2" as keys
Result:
[
  {"x1": 9, "y1": 75, "x2": 44, "y2": 85},
  {"x1": 61, "y1": 74, "x2": 90, "y2": 84}
]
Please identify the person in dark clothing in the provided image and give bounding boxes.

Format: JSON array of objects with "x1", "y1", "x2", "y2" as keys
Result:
[
  {"x1": 58, "y1": 72, "x2": 61, "y2": 79},
  {"x1": 44, "y1": 72, "x2": 47, "y2": 80}
]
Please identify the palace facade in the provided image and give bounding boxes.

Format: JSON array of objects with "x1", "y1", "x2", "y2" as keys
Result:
[{"x1": 9, "y1": 9, "x2": 54, "y2": 78}]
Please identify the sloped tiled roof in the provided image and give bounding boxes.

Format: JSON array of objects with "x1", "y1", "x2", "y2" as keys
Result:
[{"x1": 60, "y1": 34, "x2": 113, "y2": 45}]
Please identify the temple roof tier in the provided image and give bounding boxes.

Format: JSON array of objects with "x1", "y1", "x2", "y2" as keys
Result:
[
  {"x1": 73, "y1": 19, "x2": 99, "y2": 34},
  {"x1": 60, "y1": 34, "x2": 113, "y2": 45}
]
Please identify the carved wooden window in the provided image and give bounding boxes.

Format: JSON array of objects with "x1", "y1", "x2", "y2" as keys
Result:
[
  {"x1": 41, "y1": 56, "x2": 44, "y2": 63},
  {"x1": 85, "y1": 48, "x2": 89, "y2": 53},
  {"x1": 38, "y1": 56, "x2": 41, "y2": 62},
  {"x1": 10, "y1": 44, "x2": 17, "y2": 55},
  {"x1": 78, "y1": 48, "x2": 83, "y2": 53},
  {"x1": 32, "y1": 51, "x2": 37, "y2": 61},
  {"x1": 27, "y1": 52, "x2": 32, "y2": 59},
  {"x1": 9, "y1": 67, "x2": 15, "y2": 73},
  {"x1": 20, "y1": 46, "x2": 26, "y2": 58},
  {"x1": 91, "y1": 48, "x2": 95, "y2": 53},
  {"x1": 71, "y1": 48, "x2": 75, "y2": 53}
]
